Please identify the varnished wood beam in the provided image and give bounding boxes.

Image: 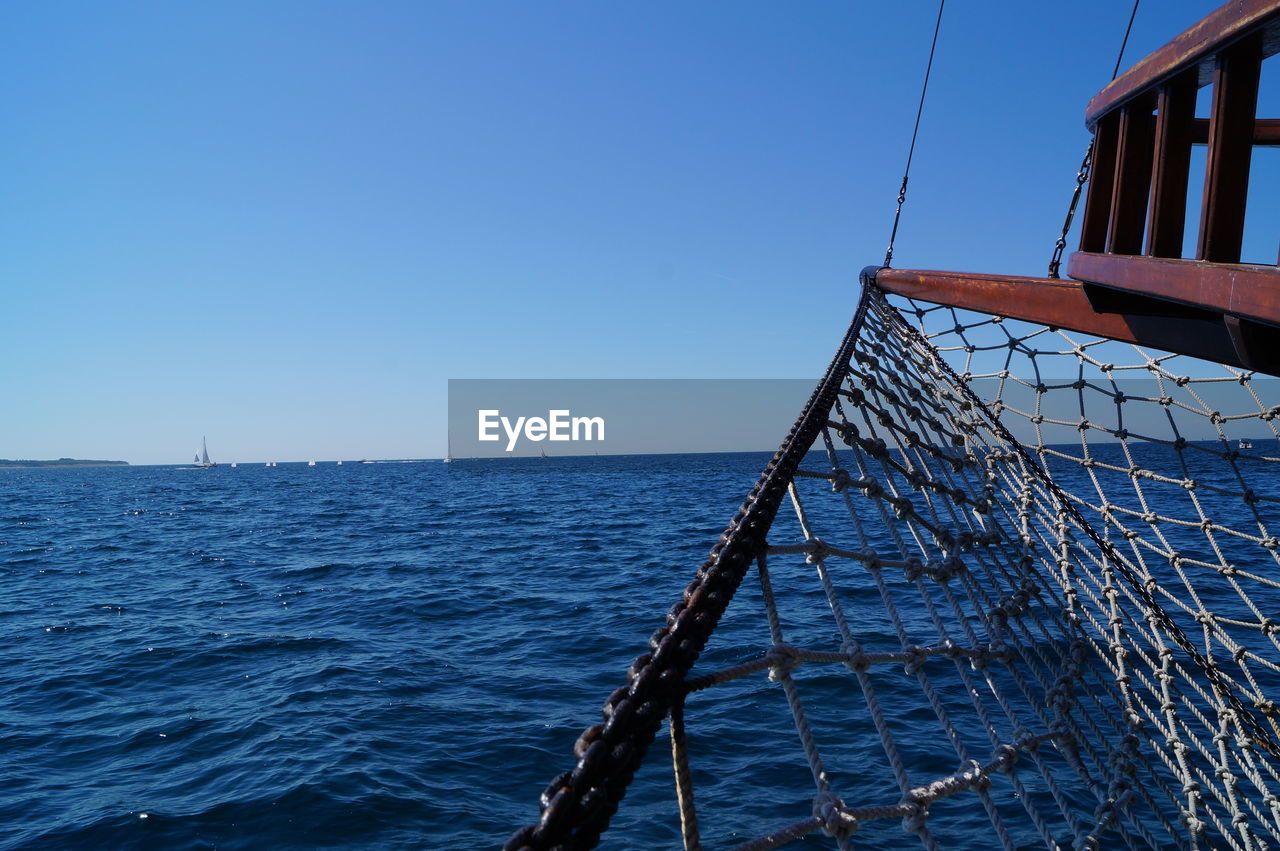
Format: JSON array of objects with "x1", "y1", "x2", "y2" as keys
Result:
[
  {"x1": 872, "y1": 268, "x2": 1142, "y2": 342},
  {"x1": 1191, "y1": 117, "x2": 1280, "y2": 145},
  {"x1": 1069, "y1": 251, "x2": 1280, "y2": 327},
  {"x1": 871, "y1": 266, "x2": 1280, "y2": 373}
]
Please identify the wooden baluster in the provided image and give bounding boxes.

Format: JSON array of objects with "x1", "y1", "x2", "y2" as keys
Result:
[
  {"x1": 1107, "y1": 93, "x2": 1158, "y2": 255},
  {"x1": 1146, "y1": 70, "x2": 1198, "y2": 258},
  {"x1": 1080, "y1": 112, "x2": 1121, "y2": 253},
  {"x1": 1197, "y1": 32, "x2": 1263, "y2": 263}
]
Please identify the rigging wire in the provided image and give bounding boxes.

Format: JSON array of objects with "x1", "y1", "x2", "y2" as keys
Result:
[
  {"x1": 882, "y1": 0, "x2": 946, "y2": 269},
  {"x1": 1111, "y1": 0, "x2": 1142, "y2": 81},
  {"x1": 1047, "y1": 0, "x2": 1141, "y2": 278}
]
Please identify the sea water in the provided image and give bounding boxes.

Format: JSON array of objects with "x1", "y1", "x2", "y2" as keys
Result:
[
  {"x1": 1, "y1": 455, "x2": 772, "y2": 848},
  {"x1": 2, "y1": 448, "x2": 1277, "y2": 848}
]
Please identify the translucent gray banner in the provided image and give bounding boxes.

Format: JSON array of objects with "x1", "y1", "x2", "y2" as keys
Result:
[
  {"x1": 446, "y1": 377, "x2": 1279, "y2": 459},
  {"x1": 447, "y1": 379, "x2": 816, "y2": 458}
]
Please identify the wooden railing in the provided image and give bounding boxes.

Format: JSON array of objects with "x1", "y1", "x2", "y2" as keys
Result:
[
  {"x1": 1077, "y1": 6, "x2": 1279, "y2": 267},
  {"x1": 874, "y1": 0, "x2": 1280, "y2": 374}
]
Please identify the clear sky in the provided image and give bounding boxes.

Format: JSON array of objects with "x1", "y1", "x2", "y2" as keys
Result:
[{"x1": 0, "y1": 1, "x2": 1251, "y2": 464}]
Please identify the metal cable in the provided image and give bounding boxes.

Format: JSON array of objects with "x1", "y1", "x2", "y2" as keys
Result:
[{"x1": 883, "y1": 0, "x2": 946, "y2": 269}]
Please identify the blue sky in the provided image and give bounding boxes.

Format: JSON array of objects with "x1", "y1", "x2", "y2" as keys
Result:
[{"x1": 0, "y1": 1, "x2": 1247, "y2": 464}]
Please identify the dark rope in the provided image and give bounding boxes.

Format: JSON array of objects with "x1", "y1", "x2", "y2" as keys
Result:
[
  {"x1": 1047, "y1": 0, "x2": 1141, "y2": 278},
  {"x1": 505, "y1": 289, "x2": 877, "y2": 850},
  {"x1": 883, "y1": 0, "x2": 946, "y2": 269}
]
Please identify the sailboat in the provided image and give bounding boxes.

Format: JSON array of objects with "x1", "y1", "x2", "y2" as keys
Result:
[
  {"x1": 194, "y1": 437, "x2": 216, "y2": 469},
  {"x1": 443, "y1": 436, "x2": 453, "y2": 463}
]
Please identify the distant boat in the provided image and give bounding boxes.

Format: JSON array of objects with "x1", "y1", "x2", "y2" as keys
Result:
[
  {"x1": 337, "y1": 460, "x2": 343, "y2": 466},
  {"x1": 231, "y1": 461, "x2": 238, "y2": 468},
  {"x1": 1241, "y1": 439, "x2": 1254, "y2": 449},
  {"x1": 308, "y1": 460, "x2": 316, "y2": 467},
  {"x1": 194, "y1": 437, "x2": 216, "y2": 469},
  {"x1": 541, "y1": 448, "x2": 548, "y2": 460}
]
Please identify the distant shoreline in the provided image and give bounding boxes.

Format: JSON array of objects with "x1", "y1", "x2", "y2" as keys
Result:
[{"x1": 0, "y1": 459, "x2": 129, "y2": 468}]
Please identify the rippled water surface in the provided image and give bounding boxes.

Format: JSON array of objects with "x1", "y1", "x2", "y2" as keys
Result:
[
  {"x1": 3, "y1": 446, "x2": 1277, "y2": 849},
  {"x1": 0, "y1": 456, "x2": 774, "y2": 849}
]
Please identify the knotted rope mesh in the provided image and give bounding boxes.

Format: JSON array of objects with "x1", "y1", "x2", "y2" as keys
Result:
[{"x1": 509, "y1": 283, "x2": 1280, "y2": 850}]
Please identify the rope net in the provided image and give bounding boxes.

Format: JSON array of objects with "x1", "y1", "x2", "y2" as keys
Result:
[{"x1": 509, "y1": 284, "x2": 1280, "y2": 850}]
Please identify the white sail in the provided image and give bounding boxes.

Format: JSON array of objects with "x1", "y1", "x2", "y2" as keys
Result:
[{"x1": 193, "y1": 436, "x2": 215, "y2": 468}]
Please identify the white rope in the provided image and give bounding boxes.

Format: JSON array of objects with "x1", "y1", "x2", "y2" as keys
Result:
[{"x1": 670, "y1": 289, "x2": 1280, "y2": 849}]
